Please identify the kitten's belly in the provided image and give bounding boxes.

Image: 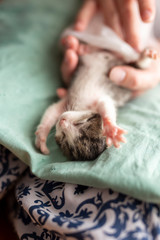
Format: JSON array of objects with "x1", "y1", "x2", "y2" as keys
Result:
[
  {"x1": 69, "y1": 50, "x2": 132, "y2": 109},
  {"x1": 103, "y1": 78, "x2": 132, "y2": 107}
]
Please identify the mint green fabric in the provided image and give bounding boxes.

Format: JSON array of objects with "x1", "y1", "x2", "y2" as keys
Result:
[{"x1": 1, "y1": 0, "x2": 160, "y2": 203}]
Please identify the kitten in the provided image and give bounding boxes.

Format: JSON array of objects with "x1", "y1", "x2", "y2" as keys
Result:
[{"x1": 35, "y1": 46, "x2": 156, "y2": 161}]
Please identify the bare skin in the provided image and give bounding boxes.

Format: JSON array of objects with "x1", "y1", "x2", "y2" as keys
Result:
[
  {"x1": 61, "y1": 0, "x2": 160, "y2": 96},
  {"x1": 61, "y1": 35, "x2": 160, "y2": 98},
  {"x1": 74, "y1": 0, "x2": 156, "y2": 51}
]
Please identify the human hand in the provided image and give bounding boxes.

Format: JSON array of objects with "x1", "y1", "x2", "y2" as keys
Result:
[
  {"x1": 61, "y1": 36, "x2": 160, "y2": 97},
  {"x1": 74, "y1": 0, "x2": 156, "y2": 51},
  {"x1": 61, "y1": 35, "x2": 90, "y2": 85},
  {"x1": 109, "y1": 50, "x2": 160, "y2": 97},
  {"x1": 61, "y1": 0, "x2": 159, "y2": 96}
]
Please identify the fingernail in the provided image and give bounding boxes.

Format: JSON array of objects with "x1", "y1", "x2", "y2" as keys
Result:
[
  {"x1": 110, "y1": 68, "x2": 126, "y2": 84},
  {"x1": 142, "y1": 10, "x2": 153, "y2": 22}
]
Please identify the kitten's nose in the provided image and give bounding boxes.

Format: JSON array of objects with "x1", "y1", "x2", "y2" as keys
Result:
[{"x1": 59, "y1": 118, "x2": 69, "y2": 128}]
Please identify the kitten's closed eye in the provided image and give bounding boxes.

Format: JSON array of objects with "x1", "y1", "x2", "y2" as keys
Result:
[
  {"x1": 87, "y1": 113, "x2": 100, "y2": 122},
  {"x1": 73, "y1": 113, "x2": 100, "y2": 127},
  {"x1": 74, "y1": 121, "x2": 85, "y2": 126}
]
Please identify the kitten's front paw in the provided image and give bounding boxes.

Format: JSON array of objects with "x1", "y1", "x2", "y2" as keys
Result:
[
  {"x1": 103, "y1": 118, "x2": 127, "y2": 148},
  {"x1": 35, "y1": 126, "x2": 50, "y2": 155}
]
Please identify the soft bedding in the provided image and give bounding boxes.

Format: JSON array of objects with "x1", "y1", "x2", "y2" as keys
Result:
[
  {"x1": 0, "y1": 0, "x2": 160, "y2": 203},
  {"x1": 0, "y1": 0, "x2": 160, "y2": 239}
]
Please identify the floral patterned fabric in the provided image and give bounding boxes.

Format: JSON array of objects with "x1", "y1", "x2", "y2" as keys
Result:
[
  {"x1": 0, "y1": 145, "x2": 160, "y2": 240},
  {"x1": 0, "y1": 145, "x2": 27, "y2": 199}
]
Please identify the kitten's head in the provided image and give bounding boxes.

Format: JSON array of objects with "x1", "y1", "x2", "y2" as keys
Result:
[{"x1": 55, "y1": 111, "x2": 106, "y2": 161}]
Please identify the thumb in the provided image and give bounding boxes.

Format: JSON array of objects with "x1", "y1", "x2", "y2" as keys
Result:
[{"x1": 109, "y1": 65, "x2": 156, "y2": 91}]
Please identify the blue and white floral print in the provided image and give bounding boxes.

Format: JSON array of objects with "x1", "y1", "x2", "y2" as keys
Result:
[
  {"x1": 0, "y1": 145, "x2": 27, "y2": 199},
  {"x1": 0, "y1": 145, "x2": 160, "y2": 240},
  {"x1": 15, "y1": 170, "x2": 160, "y2": 240}
]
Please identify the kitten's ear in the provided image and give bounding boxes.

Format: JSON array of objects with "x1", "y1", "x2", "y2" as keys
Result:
[
  {"x1": 91, "y1": 113, "x2": 103, "y2": 127},
  {"x1": 99, "y1": 136, "x2": 107, "y2": 153}
]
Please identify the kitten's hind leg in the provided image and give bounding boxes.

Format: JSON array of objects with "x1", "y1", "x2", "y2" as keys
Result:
[
  {"x1": 136, "y1": 48, "x2": 160, "y2": 69},
  {"x1": 35, "y1": 99, "x2": 66, "y2": 154},
  {"x1": 144, "y1": 48, "x2": 160, "y2": 60},
  {"x1": 61, "y1": 49, "x2": 79, "y2": 85}
]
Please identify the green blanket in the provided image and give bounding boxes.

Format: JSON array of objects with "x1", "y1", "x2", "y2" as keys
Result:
[{"x1": 1, "y1": 0, "x2": 160, "y2": 203}]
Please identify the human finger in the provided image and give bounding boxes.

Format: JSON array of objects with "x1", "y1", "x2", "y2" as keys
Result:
[
  {"x1": 109, "y1": 64, "x2": 160, "y2": 91},
  {"x1": 61, "y1": 35, "x2": 79, "y2": 52},
  {"x1": 98, "y1": 0, "x2": 124, "y2": 39},
  {"x1": 116, "y1": 0, "x2": 141, "y2": 51},
  {"x1": 138, "y1": 0, "x2": 156, "y2": 22},
  {"x1": 74, "y1": 0, "x2": 97, "y2": 31},
  {"x1": 61, "y1": 49, "x2": 78, "y2": 84}
]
